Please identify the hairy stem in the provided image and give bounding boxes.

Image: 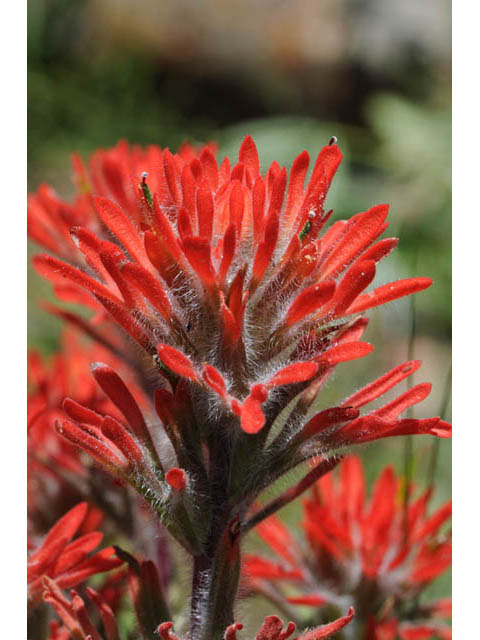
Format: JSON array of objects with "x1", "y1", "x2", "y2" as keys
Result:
[{"x1": 190, "y1": 422, "x2": 239, "y2": 640}]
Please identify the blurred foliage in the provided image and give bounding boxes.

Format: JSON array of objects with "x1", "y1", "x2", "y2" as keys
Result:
[{"x1": 28, "y1": 0, "x2": 451, "y2": 628}]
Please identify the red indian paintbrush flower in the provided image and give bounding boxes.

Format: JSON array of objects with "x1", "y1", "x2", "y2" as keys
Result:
[
  {"x1": 29, "y1": 137, "x2": 450, "y2": 474},
  {"x1": 28, "y1": 502, "x2": 123, "y2": 609},
  {"x1": 244, "y1": 456, "x2": 451, "y2": 639},
  {"x1": 28, "y1": 136, "x2": 451, "y2": 636},
  {"x1": 27, "y1": 329, "x2": 150, "y2": 534}
]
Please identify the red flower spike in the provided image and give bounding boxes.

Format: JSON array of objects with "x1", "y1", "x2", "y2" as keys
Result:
[
  {"x1": 29, "y1": 504, "x2": 123, "y2": 607},
  {"x1": 29, "y1": 137, "x2": 451, "y2": 631},
  {"x1": 268, "y1": 362, "x2": 319, "y2": 388},
  {"x1": 347, "y1": 277, "x2": 433, "y2": 314},
  {"x1": 166, "y1": 467, "x2": 188, "y2": 492},
  {"x1": 285, "y1": 281, "x2": 336, "y2": 327},
  {"x1": 248, "y1": 456, "x2": 450, "y2": 637},
  {"x1": 157, "y1": 344, "x2": 199, "y2": 381}
]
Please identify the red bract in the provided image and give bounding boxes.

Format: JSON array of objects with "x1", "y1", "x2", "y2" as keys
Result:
[
  {"x1": 245, "y1": 456, "x2": 451, "y2": 638},
  {"x1": 28, "y1": 502, "x2": 123, "y2": 608}
]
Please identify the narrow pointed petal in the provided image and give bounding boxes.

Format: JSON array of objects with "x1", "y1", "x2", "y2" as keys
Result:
[
  {"x1": 268, "y1": 362, "x2": 319, "y2": 388},
  {"x1": 285, "y1": 281, "x2": 335, "y2": 327},
  {"x1": 157, "y1": 344, "x2": 199, "y2": 381},
  {"x1": 294, "y1": 607, "x2": 354, "y2": 639},
  {"x1": 347, "y1": 277, "x2": 433, "y2": 314}
]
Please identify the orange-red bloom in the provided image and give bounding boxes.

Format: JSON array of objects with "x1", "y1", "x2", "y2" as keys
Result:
[
  {"x1": 28, "y1": 139, "x2": 450, "y2": 500},
  {"x1": 28, "y1": 136, "x2": 451, "y2": 635},
  {"x1": 245, "y1": 456, "x2": 451, "y2": 638},
  {"x1": 28, "y1": 502, "x2": 123, "y2": 608}
]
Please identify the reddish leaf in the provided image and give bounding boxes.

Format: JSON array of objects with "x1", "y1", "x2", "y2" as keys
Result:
[
  {"x1": 343, "y1": 360, "x2": 422, "y2": 408},
  {"x1": 157, "y1": 344, "x2": 198, "y2": 381},
  {"x1": 319, "y1": 342, "x2": 374, "y2": 366},
  {"x1": 329, "y1": 260, "x2": 376, "y2": 316},
  {"x1": 239, "y1": 135, "x2": 260, "y2": 175},
  {"x1": 241, "y1": 396, "x2": 266, "y2": 434},
  {"x1": 294, "y1": 607, "x2": 354, "y2": 639},
  {"x1": 183, "y1": 236, "x2": 217, "y2": 287},
  {"x1": 285, "y1": 281, "x2": 336, "y2": 327},
  {"x1": 93, "y1": 197, "x2": 146, "y2": 267},
  {"x1": 321, "y1": 205, "x2": 389, "y2": 278},
  {"x1": 268, "y1": 362, "x2": 319, "y2": 388}
]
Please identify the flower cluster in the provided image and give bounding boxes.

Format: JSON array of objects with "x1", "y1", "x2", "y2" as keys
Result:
[
  {"x1": 245, "y1": 456, "x2": 451, "y2": 639},
  {"x1": 27, "y1": 136, "x2": 451, "y2": 639}
]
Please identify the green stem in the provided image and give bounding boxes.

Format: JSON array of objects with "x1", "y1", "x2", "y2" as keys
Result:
[{"x1": 427, "y1": 363, "x2": 452, "y2": 491}]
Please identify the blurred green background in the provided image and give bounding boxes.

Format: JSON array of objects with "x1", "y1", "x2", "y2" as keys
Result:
[{"x1": 28, "y1": 0, "x2": 451, "y2": 626}]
